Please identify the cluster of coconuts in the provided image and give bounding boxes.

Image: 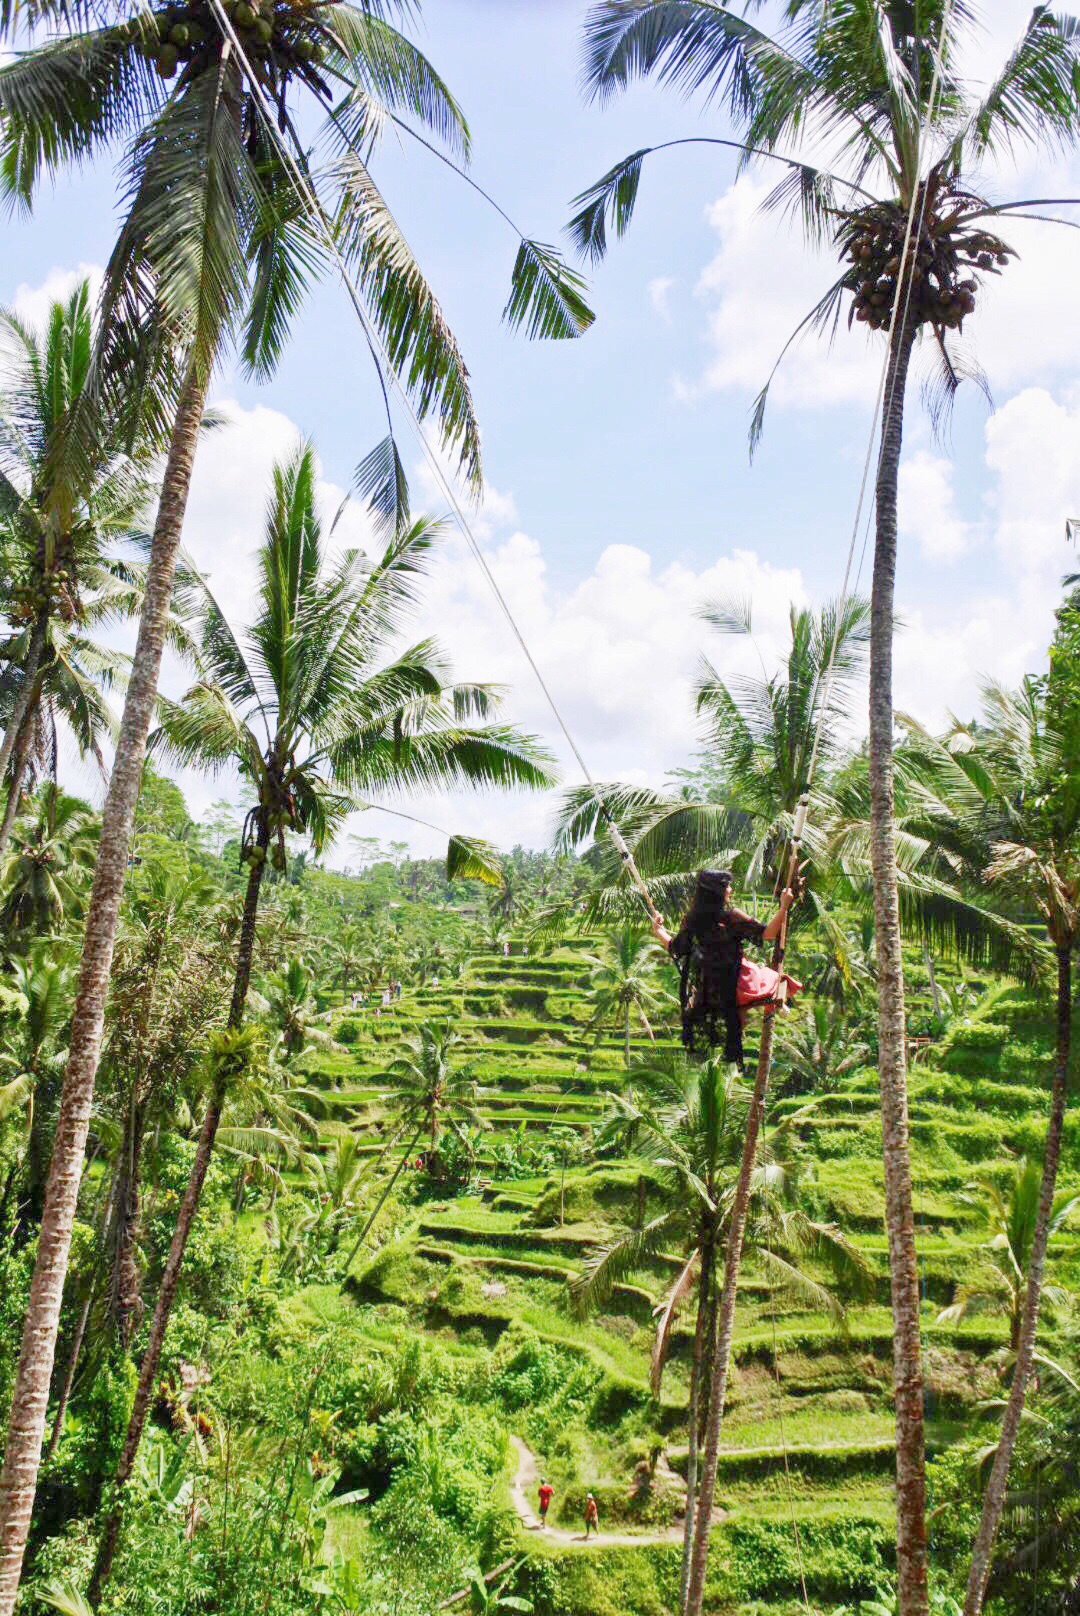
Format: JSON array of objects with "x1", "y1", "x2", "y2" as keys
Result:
[
  {"x1": 843, "y1": 203, "x2": 1013, "y2": 334},
  {"x1": 241, "y1": 842, "x2": 289, "y2": 871},
  {"x1": 11, "y1": 538, "x2": 77, "y2": 622},
  {"x1": 133, "y1": 0, "x2": 323, "y2": 79}
]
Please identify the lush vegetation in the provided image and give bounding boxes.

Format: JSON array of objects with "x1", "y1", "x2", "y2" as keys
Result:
[
  {"x1": 2, "y1": 2, "x2": 1080, "y2": 1616},
  {"x1": 0, "y1": 567, "x2": 1078, "y2": 1616}
]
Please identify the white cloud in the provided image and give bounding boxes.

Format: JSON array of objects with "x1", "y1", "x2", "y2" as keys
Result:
[
  {"x1": 648, "y1": 275, "x2": 675, "y2": 321},
  {"x1": 892, "y1": 387, "x2": 1080, "y2": 727},
  {"x1": 152, "y1": 399, "x2": 811, "y2": 855},
  {"x1": 11, "y1": 263, "x2": 104, "y2": 331},
  {"x1": 50, "y1": 383, "x2": 1080, "y2": 854},
  {"x1": 682, "y1": 178, "x2": 880, "y2": 410},
  {"x1": 898, "y1": 451, "x2": 974, "y2": 564},
  {"x1": 985, "y1": 387, "x2": 1080, "y2": 574}
]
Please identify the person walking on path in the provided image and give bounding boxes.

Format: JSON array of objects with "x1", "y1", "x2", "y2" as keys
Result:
[
  {"x1": 537, "y1": 1478, "x2": 554, "y2": 1529},
  {"x1": 584, "y1": 1492, "x2": 599, "y2": 1539}
]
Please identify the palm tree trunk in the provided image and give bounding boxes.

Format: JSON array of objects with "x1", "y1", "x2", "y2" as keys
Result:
[
  {"x1": 0, "y1": 610, "x2": 46, "y2": 796},
  {"x1": 963, "y1": 946, "x2": 1073, "y2": 1616},
  {"x1": 870, "y1": 312, "x2": 928, "y2": 1616},
  {"x1": 340, "y1": 1123, "x2": 425, "y2": 1281},
  {"x1": 922, "y1": 945, "x2": 941, "y2": 1021},
  {"x1": 0, "y1": 727, "x2": 31, "y2": 859},
  {"x1": 684, "y1": 1015, "x2": 776, "y2": 1616},
  {"x1": 680, "y1": 1237, "x2": 714, "y2": 1614},
  {"x1": 106, "y1": 1084, "x2": 146, "y2": 1347},
  {"x1": 44, "y1": 1272, "x2": 96, "y2": 1465},
  {"x1": 624, "y1": 1005, "x2": 631, "y2": 1070},
  {"x1": 0, "y1": 357, "x2": 208, "y2": 1616},
  {"x1": 89, "y1": 843, "x2": 266, "y2": 1603}
]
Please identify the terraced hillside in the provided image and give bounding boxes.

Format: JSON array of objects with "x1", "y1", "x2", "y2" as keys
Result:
[{"x1": 304, "y1": 938, "x2": 1080, "y2": 1613}]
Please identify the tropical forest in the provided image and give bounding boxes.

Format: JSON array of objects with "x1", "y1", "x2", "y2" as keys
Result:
[{"x1": 1, "y1": 3, "x2": 1079, "y2": 1616}]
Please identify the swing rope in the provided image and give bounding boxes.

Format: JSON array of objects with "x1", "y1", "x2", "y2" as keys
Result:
[
  {"x1": 205, "y1": 16, "x2": 951, "y2": 1610},
  {"x1": 683, "y1": 14, "x2": 956, "y2": 1610},
  {"x1": 203, "y1": 2, "x2": 662, "y2": 925}
]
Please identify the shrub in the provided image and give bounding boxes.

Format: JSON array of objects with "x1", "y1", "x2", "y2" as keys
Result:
[{"x1": 337, "y1": 1018, "x2": 361, "y2": 1044}]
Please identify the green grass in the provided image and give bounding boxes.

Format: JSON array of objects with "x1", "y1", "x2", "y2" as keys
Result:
[{"x1": 290, "y1": 931, "x2": 1077, "y2": 1607}]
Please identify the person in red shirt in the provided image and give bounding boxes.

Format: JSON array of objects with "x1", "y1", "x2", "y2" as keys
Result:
[
  {"x1": 584, "y1": 1492, "x2": 599, "y2": 1539},
  {"x1": 537, "y1": 1478, "x2": 554, "y2": 1528}
]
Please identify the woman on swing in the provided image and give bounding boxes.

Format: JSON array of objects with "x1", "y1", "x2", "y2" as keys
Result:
[{"x1": 650, "y1": 871, "x2": 800, "y2": 1069}]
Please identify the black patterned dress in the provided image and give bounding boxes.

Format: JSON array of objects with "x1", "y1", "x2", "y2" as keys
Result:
[{"x1": 667, "y1": 909, "x2": 766, "y2": 1066}]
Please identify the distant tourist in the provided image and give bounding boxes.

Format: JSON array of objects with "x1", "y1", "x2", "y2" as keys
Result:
[
  {"x1": 503, "y1": 940, "x2": 511, "y2": 957},
  {"x1": 537, "y1": 1478, "x2": 554, "y2": 1529},
  {"x1": 584, "y1": 1492, "x2": 599, "y2": 1539}
]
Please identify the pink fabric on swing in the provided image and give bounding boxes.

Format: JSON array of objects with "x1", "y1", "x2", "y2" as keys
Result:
[{"x1": 736, "y1": 957, "x2": 802, "y2": 1009}]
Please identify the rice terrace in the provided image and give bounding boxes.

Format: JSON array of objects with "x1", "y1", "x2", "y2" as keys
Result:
[{"x1": 1, "y1": 3, "x2": 1079, "y2": 1616}]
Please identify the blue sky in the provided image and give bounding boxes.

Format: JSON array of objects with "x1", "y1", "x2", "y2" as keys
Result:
[{"x1": 6, "y1": 0, "x2": 1080, "y2": 858}]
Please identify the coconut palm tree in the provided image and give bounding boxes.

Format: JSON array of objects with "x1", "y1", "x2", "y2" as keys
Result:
[
  {"x1": 0, "y1": 279, "x2": 168, "y2": 854},
  {"x1": 0, "y1": 941, "x2": 74, "y2": 1224},
  {"x1": 265, "y1": 956, "x2": 320, "y2": 1059},
  {"x1": 938, "y1": 1159, "x2": 1079, "y2": 1356},
  {"x1": 332, "y1": 921, "x2": 367, "y2": 1000},
  {"x1": 573, "y1": 10, "x2": 1080, "y2": 1608},
  {"x1": 0, "y1": 13, "x2": 588, "y2": 1596},
  {"x1": 571, "y1": 1052, "x2": 868, "y2": 1610},
  {"x1": 0, "y1": 785, "x2": 98, "y2": 942},
  {"x1": 87, "y1": 443, "x2": 552, "y2": 1595},
  {"x1": 555, "y1": 595, "x2": 868, "y2": 923},
  {"x1": 583, "y1": 922, "x2": 672, "y2": 1068},
  {"x1": 774, "y1": 1001, "x2": 872, "y2": 1098},
  {"x1": 383, "y1": 1018, "x2": 484, "y2": 1157},
  {"x1": 899, "y1": 679, "x2": 1080, "y2": 1610},
  {"x1": 340, "y1": 1018, "x2": 485, "y2": 1274}
]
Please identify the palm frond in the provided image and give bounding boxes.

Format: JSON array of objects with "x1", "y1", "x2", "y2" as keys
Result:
[
  {"x1": 330, "y1": 149, "x2": 481, "y2": 488},
  {"x1": 963, "y1": 8, "x2": 1080, "y2": 160},
  {"x1": 569, "y1": 1212, "x2": 675, "y2": 1317},
  {"x1": 567, "y1": 148, "x2": 649, "y2": 263},
  {"x1": 651, "y1": 1248, "x2": 698, "y2": 1392},
  {"x1": 325, "y1": 5, "x2": 470, "y2": 159},
  {"x1": 503, "y1": 239, "x2": 594, "y2": 340},
  {"x1": 446, "y1": 834, "x2": 504, "y2": 888},
  {"x1": 353, "y1": 432, "x2": 410, "y2": 543}
]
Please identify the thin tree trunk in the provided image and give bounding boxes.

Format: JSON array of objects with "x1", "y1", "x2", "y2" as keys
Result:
[
  {"x1": 44, "y1": 1273, "x2": 96, "y2": 1464},
  {"x1": 89, "y1": 845, "x2": 265, "y2": 1603},
  {"x1": 0, "y1": 357, "x2": 208, "y2": 1616},
  {"x1": 46, "y1": 1165, "x2": 121, "y2": 1466},
  {"x1": 922, "y1": 944, "x2": 941, "y2": 1021},
  {"x1": 964, "y1": 946, "x2": 1072, "y2": 1616},
  {"x1": 0, "y1": 611, "x2": 46, "y2": 795},
  {"x1": 684, "y1": 1014, "x2": 776, "y2": 1616},
  {"x1": 0, "y1": 730, "x2": 30, "y2": 859},
  {"x1": 624, "y1": 1005, "x2": 631, "y2": 1070},
  {"x1": 340, "y1": 1123, "x2": 425, "y2": 1282},
  {"x1": 870, "y1": 313, "x2": 928, "y2": 1616},
  {"x1": 88, "y1": 1078, "x2": 227, "y2": 1604},
  {"x1": 680, "y1": 1237, "x2": 714, "y2": 1615},
  {"x1": 106, "y1": 1087, "x2": 146, "y2": 1348}
]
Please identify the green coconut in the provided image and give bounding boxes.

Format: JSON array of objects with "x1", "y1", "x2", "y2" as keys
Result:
[{"x1": 156, "y1": 42, "x2": 181, "y2": 74}]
